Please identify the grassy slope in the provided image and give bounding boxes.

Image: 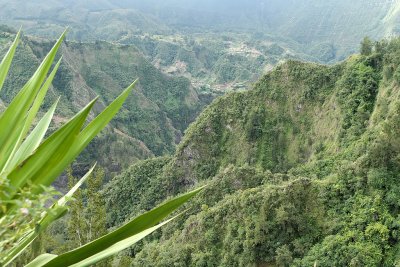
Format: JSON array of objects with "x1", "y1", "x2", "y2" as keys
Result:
[{"x1": 106, "y1": 39, "x2": 400, "y2": 266}]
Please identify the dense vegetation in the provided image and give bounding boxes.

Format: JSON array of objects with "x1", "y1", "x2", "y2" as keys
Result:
[{"x1": 103, "y1": 38, "x2": 400, "y2": 266}]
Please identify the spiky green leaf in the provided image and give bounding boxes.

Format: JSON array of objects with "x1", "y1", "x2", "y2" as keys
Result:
[
  {"x1": 25, "y1": 254, "x2": 57, "y2": 267},
  {"x1": 30, "y1": 80, "x2": 137, "y2": 192},
  {"x1": 4, "y1": 98, "x2": 96, "y2": 199},
  {"x1": 0, "y1": 30, "x2": 66, "y2": 172},
  {"x1": 1, "y1": 166, "x2": 95, "y2": 266},
  {"x1": 70, "y1": 217, "x2": 176, "y2": 267},
  {"x1": 0, "y1": 30, "x2": 20, "y2": 92},
  {"x1": 5, "y1": 99, "x2": 59, "y2": 173},
  {"x1": 42, "y1": 186, "x2": 204, "y2": 267}
]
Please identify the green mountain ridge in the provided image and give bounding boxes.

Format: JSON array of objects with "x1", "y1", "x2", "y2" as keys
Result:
[{"x1": 105, "y1": 39, "x2": 400, "y2": 266}]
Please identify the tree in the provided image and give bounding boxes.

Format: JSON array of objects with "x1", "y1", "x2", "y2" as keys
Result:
[
  {"x1": 86, "y1": 168, "x2": 108, "y2": 242},
  {"x1": 67, "y1": 167, "x2": 110, "y2": 266},
  {"x1": 67, "y1": 167, "x2": 108, "y2": 248},
  {"x1": 361, "y1": 37, "x2": 373, "y2": 56},
  {"x1": 67, "y1": 167, "x2": 87, "y2": 248},
  {"x1": 276, "y1": 245, "x2": 293, "y2": 267}
]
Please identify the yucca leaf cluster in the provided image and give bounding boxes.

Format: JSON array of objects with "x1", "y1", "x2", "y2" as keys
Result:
[{"x1": 0, "y1": 31, "x2": 202, "y2": 267}]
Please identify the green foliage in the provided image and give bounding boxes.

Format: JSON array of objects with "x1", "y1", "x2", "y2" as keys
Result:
[
  {"x1": 105, "y1": 36, "x2": 400, "y2": 265},
  {"x1": 67, "y1": 167, "x2": 87, "y2": 248},
  {"x1": 105, "y1": 157, "x2": 172, "y2": 227},
  {"x1": 66, "y1": 168, "x2": 108, "y2": 252},
  {"x1": 131, "y1": 178, "x2": 324, "y2": 266},
  {"x1": 361, "y1": 37, "x2": 373, "y2": 56},
  {"x1": 336, "y1": 57, "x2": 380, "y2": 143},
  {"x1": 0, "y1": 30, "x2": 202, "y2": 267},
  {"x1": 275, "y1": 245, "x2": 293, "y2": 267}
]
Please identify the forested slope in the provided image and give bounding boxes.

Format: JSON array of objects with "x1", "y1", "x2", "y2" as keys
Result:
[{"x1": 106, "y1": 38, "x2": 400, "y2": 266}]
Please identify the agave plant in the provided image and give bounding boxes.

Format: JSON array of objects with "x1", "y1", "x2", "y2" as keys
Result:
[{"x1": 0, "y1": 31, "x2": 202, "y2": 266}]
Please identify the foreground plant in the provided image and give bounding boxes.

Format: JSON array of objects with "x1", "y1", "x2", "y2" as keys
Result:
[{"x1": 0, "y1": 31, "x2": 202, "y2": 266}]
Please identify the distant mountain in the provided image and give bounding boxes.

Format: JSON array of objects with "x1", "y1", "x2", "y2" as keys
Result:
[
  {"x1": 120, "y1": 0, "x2": 400, "y2": 60},
  {"x1": 0, "y1": 0, "x2": 172, "y2": 41},
  {"x1": 383, "y1": 0, "x2": 400, "y2": 36},
  {"x1": 1, "y1": 0, "x2": 400, "y2": 63}
]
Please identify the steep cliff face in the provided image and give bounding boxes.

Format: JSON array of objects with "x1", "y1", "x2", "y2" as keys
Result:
[
  {"x1": 383, "y1": 0, "x2": 400, "y2": 36},
  {"x1": 106, "y1": 38, "x2": 400, "y2": 266}
]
